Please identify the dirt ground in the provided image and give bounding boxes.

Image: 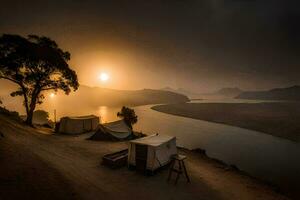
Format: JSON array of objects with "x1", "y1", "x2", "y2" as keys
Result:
[{"x1": 0, "y1": 116, "x2": 289, "y2": 200}]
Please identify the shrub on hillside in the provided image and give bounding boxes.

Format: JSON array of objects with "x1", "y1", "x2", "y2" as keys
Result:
[
  {"x1": 33, "y1": 110, "x2": 50, "y2": 125},
  {"x1": 0, "y1": 106, "x2": 22, "y2": 122}
]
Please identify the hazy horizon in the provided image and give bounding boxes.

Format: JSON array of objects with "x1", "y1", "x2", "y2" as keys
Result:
[{"x1": 1, "y1": 0, "x2": 300, "y2": 92}]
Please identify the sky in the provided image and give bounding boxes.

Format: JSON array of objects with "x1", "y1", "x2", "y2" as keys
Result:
[{"x1": 1, "y1": 0, "x2": 300, "y2": 92}]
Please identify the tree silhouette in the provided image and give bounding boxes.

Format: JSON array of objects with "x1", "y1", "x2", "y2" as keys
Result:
[
  {"x1": 117, "y1": 106, "x2": 138, "y2": 129},
  {"x1": 0, "y1": 34, "x2": 79, "y2": 126}
]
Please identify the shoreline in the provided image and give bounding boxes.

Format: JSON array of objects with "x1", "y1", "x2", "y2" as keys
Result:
[
  {"x1": 184, "y1": 147, "x2": 284, "y2": 195},
  {"x1": 151, "y1": 102, "x2": 300, "y2": 142},
  {"x1": 0, "y1": 115, "x2": 290, "y2": 200}
]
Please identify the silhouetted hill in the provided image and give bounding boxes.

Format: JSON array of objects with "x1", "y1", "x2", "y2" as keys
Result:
[
  {"x1": 215, "y1": 87, "x2": 243, "y2": 97},
  {"x1": 51, "y1": 85, "x2": 190, "y2": 108},
  {"x1": 0, "y1": 83, "x2": 190, "y2": 115},
  {"x1": 161, "y1": 87, "x2": 199, "y2": 98},
  {"x1": 236, "y1": 85, "x2": 300, "y2": 101},
  {"x1": 197, "y1": 87, "x2": 243, "y2": 99}
]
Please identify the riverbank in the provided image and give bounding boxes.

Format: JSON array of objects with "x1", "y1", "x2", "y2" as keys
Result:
[
  {"x1": 0, "y1": 115, "x2": 289, "y2": 200},
  {"x1": 152, "y1": 102, "x2": 300, "y2": 142}
]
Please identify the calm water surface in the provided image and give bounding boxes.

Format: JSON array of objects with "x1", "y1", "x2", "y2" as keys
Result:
[
  {"x1": 134, "y1": 104, "x2": 300, "y2": 193},
  {"x1": 52, "y1": 100, "x2": 300, "y2": 194}
]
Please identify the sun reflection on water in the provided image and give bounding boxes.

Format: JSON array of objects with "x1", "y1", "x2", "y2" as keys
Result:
[{"x1": 98, "y1": 106, "x2": 120, "y2": 123}]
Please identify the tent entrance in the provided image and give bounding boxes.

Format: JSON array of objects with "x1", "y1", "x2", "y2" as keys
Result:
[{"x1": 135, "y1": 144, "x2": 148, "y2": 173}]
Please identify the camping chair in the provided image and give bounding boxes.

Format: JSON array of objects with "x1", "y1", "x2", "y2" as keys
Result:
[{"x1": 167, "y1": 154, "x2": 190, "y2": 184}]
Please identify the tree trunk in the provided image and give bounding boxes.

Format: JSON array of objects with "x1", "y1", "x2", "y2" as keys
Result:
[
  {"x1": 25, "y1": 110, "x2": 34, "y2": 126},
  {"x1": 25, "y1": 90, "x2": 39, "y2": 127},
  {"x1": 25, "y1": 101, "x2": 36, "y2": 127}
]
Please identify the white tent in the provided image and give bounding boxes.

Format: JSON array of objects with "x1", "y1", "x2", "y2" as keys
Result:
[
  {"x1": 128, "y1": 134, "x2": 177, "y2": 171},
  {"x1": 59, "y1": 115, "x2": 99, "y2": 134},
  {"x1": 104, "y1": 120, "x2": 132, "y2": 139},
  {"x1": 90, "y1": 120, "x2": 132, "y2": 140}
]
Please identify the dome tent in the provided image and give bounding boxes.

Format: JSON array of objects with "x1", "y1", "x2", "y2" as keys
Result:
[
  {"x1": 59, "y1": 115, "x2": 99, "y2": 134},
  {"x1": 90, "y1": 120, "x2": 132, "y2": 141}
]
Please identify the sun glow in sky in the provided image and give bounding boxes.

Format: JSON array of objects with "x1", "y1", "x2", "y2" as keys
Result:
[
  {"x1": 99, "y1": 72, "x2": 110, "y2": 82},
  {"x1": 49, "y1": 93, "x2": 55, "y2": 98},
  {"x1": 1, "y1": 1, "x2": 300, "y2": 92}
]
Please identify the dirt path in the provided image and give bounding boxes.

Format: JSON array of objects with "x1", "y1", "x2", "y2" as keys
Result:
[
  {"x1": 0, "y1": 116, "x2": 289, "y2": 200},
  {"x1": 0, "y1": 129, "x2": 79, "y2": 199}
]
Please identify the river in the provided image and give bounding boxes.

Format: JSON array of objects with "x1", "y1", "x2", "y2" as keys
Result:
[
  {"x1": 134, "y1": 104, "x2": 300, "y2": 194},
  {"x1": 51, "y1": 101, "x2": 300, "y2": 194}
]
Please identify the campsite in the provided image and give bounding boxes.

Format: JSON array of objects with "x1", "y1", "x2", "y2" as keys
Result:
[
  {"x1": 1, "y1": 1, "x2": 299, "y2": 199},
  {"x1": 0, "y1": 114, "x2": 288, "y2": 200},
  {"x1": 57, "y1": 114, "x2": 180, "y2": 173}
]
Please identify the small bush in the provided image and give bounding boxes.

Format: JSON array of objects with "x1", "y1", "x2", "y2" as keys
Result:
[
  {"x1": 33, "y1": 110, "x2": 50, "y2": 124},
  {"x1": 0, "y1": 106, "x2": 22, "y2": 122},
  {"x1": 117, "y1": 106, "x2": 138, "y2": 129}
]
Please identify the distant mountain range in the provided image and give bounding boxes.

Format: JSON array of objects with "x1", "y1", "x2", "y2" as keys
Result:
[
  {"x1": 162, "y1": 86, "x2": 244, "y2": 99},
  {"x1": 236, "y1": 85, "x2": 300, "y2": 101},
  {"x1": 73, "y1": 85, "x2": 190, "y2": 107},
  {"x1": 215, "y1": 87, "x2": 243, "y2": 97},
  {"x1": 0, "y1": 84, "x2": 190, "y2": 114},
  {"x1": 161, "y1": 87, "x2": 200, "y2": 98},
  {"x1": 197, "y1": 87, "x2": 243, "y2": 99}
]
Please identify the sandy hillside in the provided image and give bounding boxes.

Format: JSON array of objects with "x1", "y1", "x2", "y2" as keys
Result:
[{"x1": 0, "y1": 116, "x2": 289, "y2": 200}]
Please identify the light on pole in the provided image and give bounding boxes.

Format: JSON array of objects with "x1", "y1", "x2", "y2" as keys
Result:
[{"x1": 54, "y1": 109, "x2": 57, "y2": 124}]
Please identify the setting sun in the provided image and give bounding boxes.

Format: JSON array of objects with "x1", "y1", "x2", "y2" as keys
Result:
[
  {"x1": 99, "y1": 72, "x2": 109, "y2": 82},
  {"x1": 49, "y1": 93, "x2": 55, "y2": 98}
]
